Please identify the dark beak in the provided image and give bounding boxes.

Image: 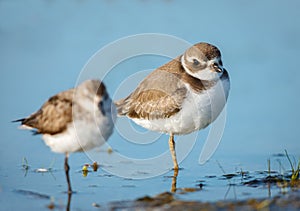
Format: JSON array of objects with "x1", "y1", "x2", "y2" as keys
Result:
[{"x1": 212, "y1": 63, "x2": 223, "y2": 73}]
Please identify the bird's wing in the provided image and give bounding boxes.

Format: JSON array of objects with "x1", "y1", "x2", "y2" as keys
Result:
[
  {"x1": 20, "y1": 89, "x2": 75, "y2": 135},
  {"x1": 116, "y1": 70, "x2": 187, "y2": 120}
]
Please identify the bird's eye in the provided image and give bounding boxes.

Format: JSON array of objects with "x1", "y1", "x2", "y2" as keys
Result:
[
  {"x1": 193, "y1": 59, "x2": 200, "y2": 66},
  {"x1": 99, "y1": 101, "x2": 106, "y2": 115}
]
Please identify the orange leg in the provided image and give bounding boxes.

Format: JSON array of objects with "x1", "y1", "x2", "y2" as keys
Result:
[{"x1": 168, "y1": 134, "x2": 179, "y2": 170}]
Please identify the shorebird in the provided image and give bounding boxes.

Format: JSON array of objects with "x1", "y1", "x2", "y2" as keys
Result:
[
  {"x1": 14, "y1": 79, "x2": 116, "y2": 193},
  {"x1": 116, "y1": 42, "x2": 230, "y2": 170}
]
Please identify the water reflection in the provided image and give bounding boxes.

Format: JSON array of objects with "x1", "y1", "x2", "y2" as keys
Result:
[
  {"x1": 47, "y1": 192, "x2": 72, "y2": 211},
  {"x1": 66, "y1": 192, "x2": 72, "y2": 211}
]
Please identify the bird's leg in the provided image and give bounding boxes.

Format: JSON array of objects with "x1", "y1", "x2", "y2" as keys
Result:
[
  {"x1": 168, "y1": 134, "x2": 179, "y2": 170},
  {"x1": 64, "y1": 153, "x2": 72, "y2": 194},
  {"x1": 171, "y1": 168, "x2": 179, "y2": 193}
]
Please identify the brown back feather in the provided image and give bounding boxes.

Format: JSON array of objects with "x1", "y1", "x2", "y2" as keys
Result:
[{"x1": 22, "y1": 89, "x2": 74, "y2": 135}]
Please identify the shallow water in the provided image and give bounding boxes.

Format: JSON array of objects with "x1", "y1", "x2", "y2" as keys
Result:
[{"x1": 1, "y1": 0, "x2": 300, "y2": 210}]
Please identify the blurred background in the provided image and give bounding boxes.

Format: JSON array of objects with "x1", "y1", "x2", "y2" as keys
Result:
[{"x1": 1, "y1": 0, "x2": 299, "y2": 210}]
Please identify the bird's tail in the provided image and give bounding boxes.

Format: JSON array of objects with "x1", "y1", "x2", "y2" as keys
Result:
[
  {"x1": 114, "y1": 99, "x2": 127, "y2": 116},
  {"x1": 11, "y1": 118, "x2": 25, "y2": 123}
]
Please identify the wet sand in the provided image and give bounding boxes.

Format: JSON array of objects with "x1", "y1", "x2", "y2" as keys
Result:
[{"x1": 109, "y1": 190, "x2": 300, "y2": 211}]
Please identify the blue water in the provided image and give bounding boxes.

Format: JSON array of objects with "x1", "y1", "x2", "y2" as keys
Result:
[{"x1": 1, "y1": 0, "x2": 300, "y2": 210}]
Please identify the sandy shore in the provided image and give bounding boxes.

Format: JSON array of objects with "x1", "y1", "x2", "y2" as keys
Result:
[{"x1": 109, "y1": 190, "x2": 300, "y2": 211}]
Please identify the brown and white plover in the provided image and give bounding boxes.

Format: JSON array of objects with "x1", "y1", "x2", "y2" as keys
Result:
[
  {"x1": 116, "y1": 42, "x2": 230, "y2": 170},
  {"x1": 14, "y1": 79, "x2": 116, "y2": 193}
]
